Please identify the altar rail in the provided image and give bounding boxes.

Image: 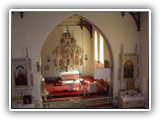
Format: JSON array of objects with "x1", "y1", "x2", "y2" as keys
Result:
[
  {"x1": 86, "y1": 97, "x2": 112, "y2": 106},
  {"x1": 38, "y1": 96, "x2": 112, "y2": 108}
]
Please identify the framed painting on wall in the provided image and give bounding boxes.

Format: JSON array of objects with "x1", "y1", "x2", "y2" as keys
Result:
[
  {"x1": 124, "y1": 60, "x2": 134, "y2": 78},
  {"x1": 23, "y1": 95, "x2": 32, "y2": 104},
  {"x1": 127, "y1": 81, "x2": 134, "y2": 90},
  {"x1": 14, "y1": 65, "x2": 27, "y2": 86},
  {"x1": 12, "y1": 58, "x2": 30, "y2": 88}
]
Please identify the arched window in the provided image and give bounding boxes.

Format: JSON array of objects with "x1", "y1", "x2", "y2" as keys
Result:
[
  {"x1": 100, "y1": 34, "x2": 104, "y2": 63},
  {"x1": 94, "y1": 31, "x2": 98, "y2": 61}
]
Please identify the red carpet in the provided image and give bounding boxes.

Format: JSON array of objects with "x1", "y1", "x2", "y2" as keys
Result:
[
  {"x1": 43, "y1": 77, "x2": 107, "y2": 99},
  {"x1": 100, "y1": 79, "x2": 109, "y2": 87},
  {"x1": 92, "y1": 103, "x2": 113, "y2": 108}
]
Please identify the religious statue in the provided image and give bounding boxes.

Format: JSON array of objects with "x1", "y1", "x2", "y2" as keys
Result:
[
  {"x1": 80, "y1": 56, "x2": 83, "y2": 65},
  {"x1": 67, "y1": 56, "x2": 70, "y2": 65},
  {"x1": 75, "y1": 55, "x2": 79, "y2": 65},
  {"x1": 78, "y1": 84, "x2": 81, "y2": 96},
  {"x1": 54, "y1": 59, "x2": 57, "y2": 67},
  {"x1": 66, "y1": 39, "x2": 69, "y2": 44}
]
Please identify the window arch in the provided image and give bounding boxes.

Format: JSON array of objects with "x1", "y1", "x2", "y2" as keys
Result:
[{"x1": 94, "y1": 31, "x2": 98, "y2": 61}]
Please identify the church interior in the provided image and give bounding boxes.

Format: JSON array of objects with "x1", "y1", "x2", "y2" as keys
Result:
[{"x1": 10, "y1": 11, "x2": 149, "y2": 109}]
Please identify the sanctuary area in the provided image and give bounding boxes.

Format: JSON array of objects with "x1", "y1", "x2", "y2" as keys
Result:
[{"x1": 10, "y1": 10, "x2": 149, "y2": 109}]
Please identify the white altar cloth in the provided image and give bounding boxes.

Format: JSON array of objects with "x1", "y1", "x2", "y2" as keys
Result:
[
  {"x1": 62, "y1": 80, "x2": 81, "y2": 91},
  {"x1": 120, "y1": 95, "x2": 145, "y2": 101},
  {"x1": 60, "y1": 71, "x2": 79, "y2": 77}
]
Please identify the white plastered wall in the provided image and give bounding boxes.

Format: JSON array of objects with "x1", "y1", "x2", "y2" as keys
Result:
[{"x1": 139, "y1": 12, "x2": 149, "y2": 99}]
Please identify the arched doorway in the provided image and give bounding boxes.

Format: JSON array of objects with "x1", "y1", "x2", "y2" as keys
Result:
[{"x1": 40, "y1": 13, "x2": 114, "y2": 102}]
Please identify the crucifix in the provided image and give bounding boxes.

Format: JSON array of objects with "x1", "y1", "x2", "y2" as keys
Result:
[
  {"x1": 12, "y1": 12, "x2": 24, "y2": 19},
  {"x1": 79, "y1": 18, "x2": 83, "y2": 30}
]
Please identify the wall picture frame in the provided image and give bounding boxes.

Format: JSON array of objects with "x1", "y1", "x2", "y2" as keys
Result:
[
  {"x1": 124, "y1": 60, "x2": 134, "y2": 78},
  {"x1": 23, "y1": 95, "x2": 32, "y2": 104},
  {"x1": 12, "y1": 58, "x2": 29, "y2": 88},
  {"x1": 14, "y1": 65, "x2": 27, "y2": 86},
  {"x1": 127, "y1": 81, "x2": 134, "y2": 90}
]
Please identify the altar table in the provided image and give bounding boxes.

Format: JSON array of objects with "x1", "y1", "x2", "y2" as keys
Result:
[
  {"x1": 60, "y1": 71, "x2": 79, "y2": 80},
  {"x1": 118, "y1": 95, "x2": 145, "y2": 108},
  {"x1": 62, "y1": 80, "x2": 81, "y2": 91}
]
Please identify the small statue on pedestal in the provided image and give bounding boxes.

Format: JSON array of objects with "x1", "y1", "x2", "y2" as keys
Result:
[
  {"x1": 78, "y1": 84, "x2": 81, "y2": 96},
  {"x1": 67, "y1": 56, "x2": 70, "y2": 65}
]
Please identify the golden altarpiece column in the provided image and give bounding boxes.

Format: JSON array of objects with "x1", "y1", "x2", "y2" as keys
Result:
[{"x1": 52, "y1": 28, "x2": 84, "y2": 72}]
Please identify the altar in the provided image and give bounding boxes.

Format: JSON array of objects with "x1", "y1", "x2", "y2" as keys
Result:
[
  {"x1": 118, "y1": 95, "x2": 145, "y2": 108},
  {"x1": 60, "y1": 71, "x2": 79, "y2": 80},
  {"x1": 62, "y1": 80, "x2": 81, "y2": 91}
]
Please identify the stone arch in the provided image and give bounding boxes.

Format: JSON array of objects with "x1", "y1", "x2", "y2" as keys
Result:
[{"x1": 39, "y1": 13, "x2": 114, "y2": 95}]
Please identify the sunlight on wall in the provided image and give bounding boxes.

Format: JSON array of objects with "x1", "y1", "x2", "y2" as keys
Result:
[
  {"x1": 94, "y1": 31, "x2": 98, "y2": 61},
  {"x1": 100, "y1": 34, "x2": 104, "y2": 63}
]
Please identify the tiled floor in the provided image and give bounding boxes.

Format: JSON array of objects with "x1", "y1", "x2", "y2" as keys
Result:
[{"x1": 70, "y1": 99, "x2": 86, "y2": 108}]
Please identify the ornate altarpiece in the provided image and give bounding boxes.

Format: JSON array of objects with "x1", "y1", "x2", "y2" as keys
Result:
[
  {"x1": 52, "y1": 29, "x2": 84, "y2": 71},
  {"x1": 12, "y1": 48, "x2": 34, "y2": 103},
  {"x1": 118, "y1": 44, "x2": 139, "y2": 90}
]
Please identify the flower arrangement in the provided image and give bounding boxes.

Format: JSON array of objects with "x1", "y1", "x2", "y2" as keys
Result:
[
  {"x1": 72, "y1": 66, "x2": 77, "y2": 71},
  {"x1": 17, "y1": 100, "x2": 22, "y2": 104},
  {"x1": 61, "y1": 67, "x2": 66, "y2": 72},
  {"x1": 130, "y1": 90, "x2": 136, "y2": 96}
]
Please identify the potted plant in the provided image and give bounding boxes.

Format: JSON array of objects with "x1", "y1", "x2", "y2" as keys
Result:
[
  {"x1": 17, "y1": 99, "x2": 22, "y2": 107},
  {"x1": 131, "y1": 90, "x2": 136, "y2": 96}
]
